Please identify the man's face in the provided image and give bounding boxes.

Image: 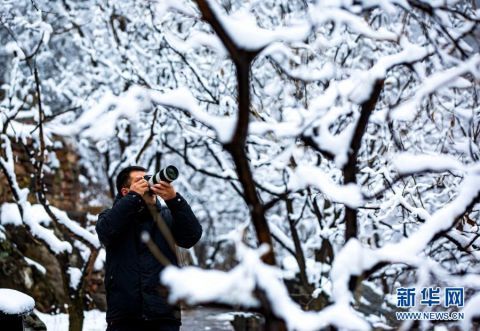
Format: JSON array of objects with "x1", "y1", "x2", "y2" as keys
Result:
[{"x1": 121, "y1": 170, "x2": 146, "y2": 196}]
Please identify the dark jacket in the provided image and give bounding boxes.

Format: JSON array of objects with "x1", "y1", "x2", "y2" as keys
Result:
[{"x1": 96, "y1": 191, "x2": 202, "y2": 324}]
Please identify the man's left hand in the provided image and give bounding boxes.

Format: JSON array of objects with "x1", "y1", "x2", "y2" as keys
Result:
[{"x1": 151, "y1": 181, "x2": 176, "y2": 201}]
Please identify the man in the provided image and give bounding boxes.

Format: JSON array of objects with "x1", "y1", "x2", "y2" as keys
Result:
[{"x1": 96, "y1": 165, "x2": 202, "y2": 331}]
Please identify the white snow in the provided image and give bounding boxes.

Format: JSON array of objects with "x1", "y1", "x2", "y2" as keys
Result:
[
  {"x1": 204, "y1": 3, "x2": 310, "y2": 51},
  {"x1": 68, "y1": 267, "x2": 83, "y2": 290},
  {"x1": 391, "y1": 54, "x2": 480, "y2": 121},
  {"x1": 0, "y1": 136, "x2": 72, "y2": 254},
  {"x1": 4, "y1": 42, "x2": 26, "y2": 59},
  {"x1": 0, "y1": 203, "x2": 22, "y2": 226},
  {"x1": 162, "y1": 229, "x2": 370, "y2": 331},
  {"x1": 3, "y1": 2, "x2": 480, "y2": 331},
  {"x1": 155, "y1": 0, "x2": 197, "y2": 19},
  {"x1": 1, "y1": 204, "x2": 95, "y2": 254},
  {"x1": 462, "y1": 292, "x2": 480, "y2": 330},
  {"x1": 395, "y1": 193, "x2": 430, "y2": 222},
  {"x1": 164, "y1": 31, "x2": 227, "y2": 56},
  {"x1": 161, "y1": 265, "x2": 260, "y2": 307},
  {"x1": 23, "y1": 203, "x2": 73, "y2": 254},
  {"x1": 338, "y1": 39, "x2": 431, "y2": 104},
  {"x1": 289, "y1": 165, "x2": 364, "y2": 208},
  {"x1": 0, "y1": 135, "x2": 29, "y2": 204},
  {"x1": 0, "y1": 289, "x2": 35, "y2": 315},
  {"x1": 24, "y1": 257, "x2": 47, "y2": 275},
  {"x1": 329, "y1": 164, "x2": 480, "y2": 319},
  {"x1": 94, "y1": 249, "x2": 106, "y2": 271},
  {"x1": 150, "y1": 87, "x2": 236, "y2": 143},
  {"x1": 51, "y1": 86, "x2": 152, "y2": 141},
  {"x1": 306, "y1": 101, "x2": 357, "y2": 167},
  {"x1": 0, "y1": 200, "x2": 96, "y2": 255},
  {"x1": 309, "y1": 6, "x2": 397, "y2": 42},
  {"x1": 51, "y1": 207, "x2": 100, "y2": 248},
  {"x1": 392, "y1": 153, "x2": 466, "y2": 175},
  {"x1": 207, "y1": 311, "x2": 257, "y2": 321},
  {"x1": 268, "y1": 219, "x2": 296, "y2": 253},
  {"x1": 36, "y1": 309, "x2": 106, "y2": 331}
]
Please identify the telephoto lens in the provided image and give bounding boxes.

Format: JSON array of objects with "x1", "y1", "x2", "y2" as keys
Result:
[{"x1": 146, "y1": 165, "x2": 179, "y2": 185}]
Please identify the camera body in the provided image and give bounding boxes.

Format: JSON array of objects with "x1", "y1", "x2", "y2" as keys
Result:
[{"x1": 144, "y1": 165, "x2": 179, "y2": 185}]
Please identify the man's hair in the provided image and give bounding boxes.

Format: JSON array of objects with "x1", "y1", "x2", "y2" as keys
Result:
[{"x1": 116, "y1": 165, "x2": 146, "y2": 193}]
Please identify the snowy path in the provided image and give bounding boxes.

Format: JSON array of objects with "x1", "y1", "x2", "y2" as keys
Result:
[
  {"x1": 37, "y1": 307, "x2": 235, "y2": 331},
  {"x1": 181, "y1": 307, "x2": 235, "y2": 331}
]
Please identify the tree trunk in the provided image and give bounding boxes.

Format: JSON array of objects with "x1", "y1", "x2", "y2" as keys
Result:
[
  {"x1": 286, "y1": 198, "x2": 312, "y2": 294},
  {"x1": 68, "y1": 297, "x2": 84, "y2": 331},
  {"x1": 342, "y1": 79, "x2": 384, "y2": 241}
]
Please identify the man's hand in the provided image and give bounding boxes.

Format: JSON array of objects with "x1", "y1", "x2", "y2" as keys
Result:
[
  {"x1": 129, "y1": 176, "x2": 149, "y2": 196},
  {"x1": 129, "y1": 177, "x2": 157, "y2": 205},
  {"x1": 151, "y1": 181, "x2": 176, "y2": 201}
]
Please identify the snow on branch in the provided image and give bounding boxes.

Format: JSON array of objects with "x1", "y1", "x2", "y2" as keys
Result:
[
  {"x1": 0, "y1": 135, "x2": 77, "y2": 254},
  {"x1": 395, "y1": 193, "x2": 431, "y2": 222},
  {"x1": 289, "y1": 165, "x2": 364, "y2": 208},
  {"x1": 50, "y1": 207, "x2": 100, "y2": 248},
  {"x1": 164, "y1": 31, "x2": 227, "y2": 56},
  {"x1": 329, "y1": 163, "x2": 480, "y2": 324},
  {"x1": 22, "y1": 203, "x2": 73, "y2": 254},
  {"x1": 162, "y1": 264, "x2": 260, "y2": 307},
  {"x1": 248, "y1": 114, "x2": 306, "y2": 139},
  {"x1": 24, "y1": 257, "x2": 47, "y2": 275},
  {"x1": 309, "y1": 103, "x2": 355, "y2": 167},
  {"x1": 391, "y1": 54, "x2": 480, "y2": 121},
  {"x1": 50, "y1": 86, "x2": 152, "y2": 141},
  {"x1": 149, "y1": 87, "x2": 236, "y2": 143},
  {"x1": 67, "y1": 267, "x2": 83, "y2": 291},
  {"x1": 268, "y1": 219, "x2": 296, "y2": 253},
  {"x1": 0, "y1": 203, "x2": 22, "y2": 226},
  {"x1": 308, "y1": 5, "x2": 398, "y2": 42},
  {"x1": 0, "y1": 135, "x2": 29, "y2": 203},
  {"x1": 396, "y1": 169, "x2": 480, "y2": 255},
  {"x1": 392, "y1": 153, "x2": 467, "y2": 175},
  {"x1": 262, "y1": 42, "x2": 336, "y2": 82},
  {"x1": 462, "y1": 292, "x2": 480, "y2": 330},
  {"x1": 338, "y1": 39, "x2": 431, "y2": 104},
  {"x1": 156, "y1": 0, "x2": 198, "y2": 18},
  {"x1": 198, "y1": 0, "x2": 311, "y2": 52},
  {"x1": 0, "y1": 201, "x2": 98, "y2": 255},
  {"x1": 161, "y1": 228, "x2": 369, "y2": 330}
]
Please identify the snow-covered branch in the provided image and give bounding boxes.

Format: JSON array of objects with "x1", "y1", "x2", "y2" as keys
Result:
[
  {"x1": 329, "y1": 163, "x2": 480, "y2": 324},
  {"x1": 162, "y1": 230, "x2": 369, "y2": 330}
]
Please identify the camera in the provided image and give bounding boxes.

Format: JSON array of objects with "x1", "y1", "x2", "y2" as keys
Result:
[{"x1": 144, "y1": 165, "x2": 179, "y2": 185}]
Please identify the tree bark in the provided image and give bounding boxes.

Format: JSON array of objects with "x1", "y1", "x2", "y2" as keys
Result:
[
  {"x1": 68, "y1": 302, "x2": 84, "y2": 331},
  {"x1": 343, "y1": 79, "x2": 384, "y2": 241},
  {"x1": 286, "y1": 198, "x2": 311, "y2": 294},
  {"x1": 195, "y1": 0, "x2": 276, "y2": 266}
]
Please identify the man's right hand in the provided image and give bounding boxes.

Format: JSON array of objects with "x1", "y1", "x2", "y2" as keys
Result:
[{"x1": 129, "y1": 176, "x2": 149, "y2": 196}]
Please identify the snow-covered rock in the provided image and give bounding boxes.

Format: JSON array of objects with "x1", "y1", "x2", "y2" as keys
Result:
[{"x1": 0, "y1": 288, "x2": 35, "y2": 315}]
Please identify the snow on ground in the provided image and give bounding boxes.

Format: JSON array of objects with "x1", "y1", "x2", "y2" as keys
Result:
[
  {"x1": 36, "y1": 308, "x2": 238, "y2": 330},
  {"x1": 206, "y1": 311, "x2": 257, "y2": 322},
  {"x1": 36, "y1": 310, "x2": 107, "y2": 331},
  {"x1": 182, "y1": 307, "x2": 236, "y2": 330},
  {"x1": 0, "y1": 288, "x2": 35, "y2": 315}
]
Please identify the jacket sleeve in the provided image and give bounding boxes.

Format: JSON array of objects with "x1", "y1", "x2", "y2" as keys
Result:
[
  {"x1": 96, "y1": 191, "x2": 145, "y2": 247},
  {"x1": 164, "y1": 193, "x2": 202, "y2": 249}
]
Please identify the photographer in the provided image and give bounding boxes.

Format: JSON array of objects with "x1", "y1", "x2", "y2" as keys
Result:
[{"x1": 96, "y1": 165, "x2": 202, "y2": 331}]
